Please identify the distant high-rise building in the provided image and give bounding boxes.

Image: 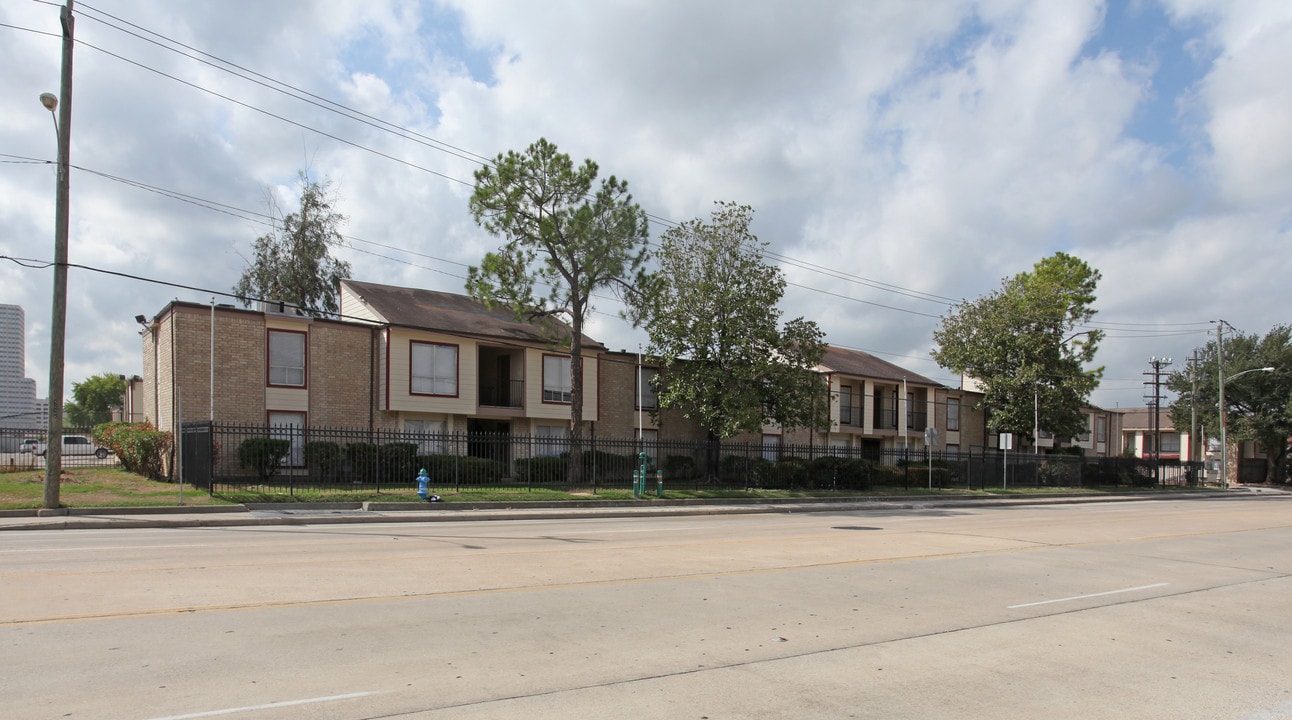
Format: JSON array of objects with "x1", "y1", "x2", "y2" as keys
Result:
[{"x1": 0, "y1": 304, "x2": 41, "y2": 429}]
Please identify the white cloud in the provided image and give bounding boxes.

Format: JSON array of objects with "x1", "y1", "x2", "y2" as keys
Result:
[{"x1": 0, "y1": 0, "x2": 1289, "y2": 415}]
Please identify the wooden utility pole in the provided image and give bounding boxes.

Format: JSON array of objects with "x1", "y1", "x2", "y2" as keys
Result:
[{"x1": 43, "y1": 0, "x2": 75, "y2": 509}]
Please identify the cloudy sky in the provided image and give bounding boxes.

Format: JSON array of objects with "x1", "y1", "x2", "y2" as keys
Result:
[{"x1": 2, "y1": 0, "x2": 1289, "y2": 413}]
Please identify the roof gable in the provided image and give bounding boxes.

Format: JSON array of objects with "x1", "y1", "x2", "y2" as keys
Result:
[
  {"x1": 819, "y1": 346, "x2": 939, "y2": 386},
  {"x1": 340, "y1": 279, "x2": 604, "y2": 349}
]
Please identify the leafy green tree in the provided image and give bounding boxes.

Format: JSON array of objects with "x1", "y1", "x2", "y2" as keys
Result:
[
  {"x1": 234, "y1": 171, "x2": 351, "y2": 317},
  {"x1": 932, "y1": 252, "x2": 1104, "y2": 442},
  {"x1": 64, "y1": 372, "x2": 126, "y2": 427},
  {"x1": 628, "y1": 202, "x2": 828, "y2": 439},
  {"x1": 467, "y1": 138, "x2": 651, "y2": 481},
  {"x1": 1168, "y1": 325, "x2": 1292, "y2": 483}
]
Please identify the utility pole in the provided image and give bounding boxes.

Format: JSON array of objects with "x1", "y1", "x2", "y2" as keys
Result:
[
  {"x1": 1217, "y1": 322, "x2": 1226, "y2": 488},
  {"x1": 1144, "y1": 357, "x2": 1172, "y2": 485},
  {"x1": 42, "y1": 0, "x2": 75, "y2": 509},
  {"x1": 1189, "y1": 351, "x2": 1199, "y2": 463}
]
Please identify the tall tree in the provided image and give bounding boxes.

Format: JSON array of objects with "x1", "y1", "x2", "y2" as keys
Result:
[
  {"x1": 1167, "y1": 325, "x2": 1292, "y2": 483},
  {"x1": 64, "y1": 372, "x2": 125, "y2": 427},
  {"x1": 234, "y1": 171, "x2": 351, "y2": 317},
  {"x1": 932, "y1": 252, "x2": 1104, "y2": 443},
  {"x1": 628, "y1": 202, "x2": 828, "y2": 439},
  {"x1": 467, "y1": 138, "x2": 651, "y2": 479}
]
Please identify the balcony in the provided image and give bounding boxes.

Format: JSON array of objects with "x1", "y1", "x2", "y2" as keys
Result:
[{"x1": 479, "y1": 379, "x2": 524, "y2": 408}]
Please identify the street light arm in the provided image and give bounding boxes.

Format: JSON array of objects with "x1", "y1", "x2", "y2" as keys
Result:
[{"x1": 1224, "y1": 367, "x2": 1275, "y2": 383}]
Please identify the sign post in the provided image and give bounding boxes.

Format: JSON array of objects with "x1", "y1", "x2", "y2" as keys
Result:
[
  {"x1": 924, "y1": 427, "x2": 938, "y2": 490},
  {"x1": 998, "y1": 432, "x2": 1013, "y2": 489}
]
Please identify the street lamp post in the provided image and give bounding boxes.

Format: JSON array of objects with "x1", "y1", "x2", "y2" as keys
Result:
[
  {"x1": 41, "y1": 0, "x2": 75, "y2": 509},
  {"x1": 1219, "y1": 366, "x2": 1275, "y2": 489}
]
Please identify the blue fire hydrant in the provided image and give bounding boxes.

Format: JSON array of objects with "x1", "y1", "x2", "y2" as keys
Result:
[{"x1": 416, "y1": 468, "x2": 431, "y2": 502}]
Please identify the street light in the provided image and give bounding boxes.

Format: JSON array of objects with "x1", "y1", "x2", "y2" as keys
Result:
[{"x1": 1218, "y1": 366, "x2": 1275, "y2": 489}]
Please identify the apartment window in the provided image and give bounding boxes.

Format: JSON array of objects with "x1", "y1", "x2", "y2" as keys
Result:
[
  {"x1": 840, "y1": 385, "x2": 854, "y2": 425},
  {"x1": 637, "y1": 367, "x2": 659, "y2": 410},
  {"x1": 267, "y1": 330, "x2": 306, "y2": 387},
  {"x1": 543, "y1": 355, "x2": 572, "y2": 404},
  {"x1": 268, "y1": 411, "x2": 305, "y2": 467},
  {"x1": 1077, "y1": 414, "x2": 1092, "y2": 442},
  {"x1": 1160, "y1": 433, "x2": 1181, "y2": 454},
  {"x1": 535, "y1": 424, "x2": 569, "y2": 457},
  {"x1": 762, "y1": 434, "x2": 781, "y2": 461},
  {"x1": 1096, "y1": 416, "x2": 1108, "y2": 443},
  {"x1": 410, "y1": 342, "x2": 458, "y2": 396},
  {"x1": 947, "y1": 398, "x2": 960, "y2": 431},
  {"x1": 406, "y1": 418, "x2": 448, "y2": 455}
]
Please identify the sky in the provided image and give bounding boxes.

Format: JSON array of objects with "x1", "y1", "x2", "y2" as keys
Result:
[{"x1": 2, "y1": 0, "x2": 1290, "y2": 413}]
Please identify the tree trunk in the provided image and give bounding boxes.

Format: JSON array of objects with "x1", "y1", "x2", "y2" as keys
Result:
[{"x1": 568, "y1": 317, "x2": 584, "y2": 486}]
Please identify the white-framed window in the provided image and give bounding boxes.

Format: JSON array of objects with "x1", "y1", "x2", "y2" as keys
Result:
[
  {"x1": 1096, "y1": 416, "x2": 1108, "y2": 443},
  {"x1": 1160, "y1": 433, "x2": 1181, "y2": 454},
  {"x1": 405, "y1": 418, "x2": 448, "y2": 455},
  {"x1": 543, "y1": 354, "x2": 572, "y2": 404},
  {"x1": 637, "y1": 367, "x2": 659, "y2": 410},
  {"x1": 1077, "y1": 414, "x2": 1093, "y2": 443},
  {"x1": 268, "y1": 330, "x2": 306, "y2": 387},
  {"x1": 762, "y1": 434, "x2": 781, "y2": 461},
  {"x1": 268, "y1": 411, "x2": 306, "y2": 467},
  {"x1": 535, "y1": 423, "x2": 569, "y2": 457},
  {"x1": 947, "y1": 398, "x2": 960, "y2": 431},
  {"x1": 410, "y1": 341, "x2": 458, "y2": 396}
]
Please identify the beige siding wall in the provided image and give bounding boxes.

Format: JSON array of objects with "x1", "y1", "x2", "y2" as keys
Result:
[
  {"x1": 524, "y1": 349, "x2": 599, "y2": 422},
  {"x1": 384, "y1": 328, "x2": 479, "y2": 415}
]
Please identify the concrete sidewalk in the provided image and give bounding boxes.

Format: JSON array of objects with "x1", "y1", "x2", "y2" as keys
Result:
[{"x1": 0, "y1": 489, "x2": 1268, "y2": 531}]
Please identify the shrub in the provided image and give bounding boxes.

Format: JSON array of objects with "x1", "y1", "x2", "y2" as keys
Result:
[
  {"x1": 664, "y1": 455, "x2": 696, "y2": 481},
  {"x1": 380, "y1": 442, "x2": 419, "y2": 481},
  {"x1": 238, "y1": 438, "x2": 292, "y2": 482},
  {"x1": 304, "y1": 441, "x2": 343, "y2": 482},
  {"x1": 417, "y1": 454, "x2": 508, "y2": 485},
  {"x1": 94, "y1": 421, "x2": 172, "y2": 481},
  {"x1": 346, "y1": 442, "x2": 380, "y2": 482}
]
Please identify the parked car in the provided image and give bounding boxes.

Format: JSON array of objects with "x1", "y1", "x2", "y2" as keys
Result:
[
  {"x1": 18, "y1": 438, "x2": 41, "y2": 454},
  {"x1": 33, "y1": 435, "x2": 110, "y2": 459}
]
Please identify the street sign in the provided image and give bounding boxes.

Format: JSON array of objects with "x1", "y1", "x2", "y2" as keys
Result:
[
  {"x1": 924, "y1": 427, "x2": 938, "y2": 446},
  {"x1": 999, "y1": 432, "x2": 1013, "y2": 450}
]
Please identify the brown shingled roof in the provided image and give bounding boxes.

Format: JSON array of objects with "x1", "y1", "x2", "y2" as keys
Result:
[
  {"x1": 818, "y1": 345, "x2": 940, "y2": 386},
  {"x1": 341, "y1": 279, "x2": 605, "y2": 350}
]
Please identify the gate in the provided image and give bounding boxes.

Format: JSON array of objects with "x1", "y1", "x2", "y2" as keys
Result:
[{"x1": 181, "y1": 421, "x2": 213, "y2": 490}]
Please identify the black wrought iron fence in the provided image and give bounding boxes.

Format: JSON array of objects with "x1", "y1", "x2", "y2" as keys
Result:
[
  {"x1": 174, "y1": 422, "x2": 1205, "y2": 497},
  {"x1": 0, "y1": 425, "x2": 119, "y2": 469}
]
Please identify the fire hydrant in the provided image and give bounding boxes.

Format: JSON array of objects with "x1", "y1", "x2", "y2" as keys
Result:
[{"x1": 416, "y1": 468, "x2": 439, "y2": 502}]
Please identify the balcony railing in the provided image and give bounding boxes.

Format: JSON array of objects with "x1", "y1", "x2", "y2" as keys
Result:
[{"x1": 479, "y1": 379, "x2": 524, "y2": 408}]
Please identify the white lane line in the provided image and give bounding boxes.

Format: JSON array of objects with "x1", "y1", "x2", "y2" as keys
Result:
[
  {"x1": 1008, "y1": 583, "x2": 1168, "y2": 609},
  {"x1": 143, "y1": 691, "x2": 379, "y2": 720},
  {"x1": 0, "y1": 544, "x2": 210, "y2": 554}
]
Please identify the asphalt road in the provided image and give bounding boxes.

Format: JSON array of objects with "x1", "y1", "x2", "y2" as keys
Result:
[{"x1": 2, "y1": 495, "x2": 1291, "y2": 719}]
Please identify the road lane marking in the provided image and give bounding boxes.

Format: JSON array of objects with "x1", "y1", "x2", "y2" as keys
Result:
[
  {"x1": 1008, "y1": 582, "x2": 1168, "y2": 609},
  {"x1": 0, "y1": 544, "x2": 210, "y2": 553},
  {"x1": 143, "y1": 691, "x2": 378, "y2": 719}
]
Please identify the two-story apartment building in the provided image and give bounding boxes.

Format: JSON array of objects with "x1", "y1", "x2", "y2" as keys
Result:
[
  {"x1": 597, "y1": 344, "x2": 985, "y2": 459},
  {"x1": 140, "y1": 280, "x2": 602, "y2": 443}
]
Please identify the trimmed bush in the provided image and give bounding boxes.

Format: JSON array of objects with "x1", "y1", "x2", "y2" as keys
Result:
[
  {"x1": 238, "y1": 438, "x2": 292, "y2": 482},
  {"x1": 416, "y1": 454, "x2": 507, "y2": 485},
  {"x1": 346, "y1": 442, "x2": 380, "y2": 482},
  {"x1": 380, "y1": 442, "x2": 419, "y2": 482},
  {"x1": 304, "y1": 441, "x2": 343, "y2": 482}
]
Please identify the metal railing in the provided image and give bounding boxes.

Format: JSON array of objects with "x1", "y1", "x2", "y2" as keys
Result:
[{"x1": 172, "y1": 422, "x2": 1206, "y2": 497}]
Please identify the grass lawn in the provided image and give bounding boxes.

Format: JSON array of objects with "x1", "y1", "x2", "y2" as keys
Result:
[
  {"x1": 1, "y1": 466, "x2": 1192, "y2": 511},
  {"x1": 0, "y1": 467, "x2": 231, "y2": 510}
]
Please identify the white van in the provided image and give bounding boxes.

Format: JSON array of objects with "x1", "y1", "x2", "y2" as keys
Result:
[{"x1": 33, "y1": 435, "x2": 110, "y2": 459}]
